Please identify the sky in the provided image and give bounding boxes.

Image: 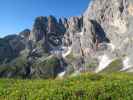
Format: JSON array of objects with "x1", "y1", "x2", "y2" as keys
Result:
[{"x1": 0, "y1": 0, "x2": 90, "y2": 37}]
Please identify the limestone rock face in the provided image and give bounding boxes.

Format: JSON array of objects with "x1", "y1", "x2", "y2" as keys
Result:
[
  {"x1": 30, "y1": 16, "x2": 66, "y2": 51},
  {"x1": 19, "y1": 29, "x2": 30, "y2": 39},
  {"x1": 1, "y1": 0, "x2": 133, "y2": 78},
  {"x1": 83, "y1": 0, "x2": 133, "y2": 72},
  {"x1": 68, "y1": 16, "x2": 83, "y2": 33},
  {"x1": 46, "y1": 16, "x2": 66, "y2": 51},
  {"x1": 31, "y1": 16, "x2": 48, "y2": 42},
  {"x1": 61, "y1": 0, "x2": 133, "y2": 73}
]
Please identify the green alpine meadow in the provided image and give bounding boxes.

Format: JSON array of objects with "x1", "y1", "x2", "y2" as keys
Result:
[{"x1": 0, "y1": 73, "x2": 133, "y2": 100}]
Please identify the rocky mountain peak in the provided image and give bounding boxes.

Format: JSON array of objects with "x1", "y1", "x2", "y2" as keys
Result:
[
  {"x1": 19, "y1": 29, "x2": 30, "y2": 39},
  {"x1": 1, "y1": 0, "x2": 133, "y2": 78},
  {"x1": 31, "y1": 16, "x2": 48, "y2": 41},
  {"x1": 82, "y1": 0, "x2": 133, "y2": 72}
]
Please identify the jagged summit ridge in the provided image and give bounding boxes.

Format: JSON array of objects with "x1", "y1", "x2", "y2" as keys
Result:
[{"x1": 1, "y1": 0, "x2": 133, "y2": 78}]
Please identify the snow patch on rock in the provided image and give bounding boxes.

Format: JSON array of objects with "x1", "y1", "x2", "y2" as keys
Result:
[
  {"x1": 96, "y1": 54, "x2": 113, "y2": 73},
  {"x1": 50, "y1": 46, "x2": 72, "y2": 58},
  {"x1": 57, "y1": 71, "x2": 66, "y2": 78},
  {"x1": 77, "y1": 32, "x2": 83, "y2": 36},
  {"x1": 122, "y1": 57, "x2": 132, "y2": 71},
  {"x1": 62, "y1": 47, "x2": 72, "y2": 58},
  {"x1": 108, "y1": 43, "x2": 116, "y2": 51},
  {"x1": 71, "y1": 70, "x2": 80, "y2": 77}
]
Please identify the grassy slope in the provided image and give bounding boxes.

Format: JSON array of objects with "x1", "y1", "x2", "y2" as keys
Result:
[
  {"x1": 101, "y1": 59, "x2": 123, "y2": 73},
  {"x1": 0, "y1": 73, "x2": 133, "y2": 100}
]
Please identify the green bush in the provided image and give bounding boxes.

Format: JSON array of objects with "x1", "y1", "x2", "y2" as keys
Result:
[
  {"x1": 0, "y1": 56, "x2": 28, "y2": 78},
  {"x1": 32, "y1": 56, "x2": 60, "y2": 79},
  {"x1": 0, "y1": 73, "x2": 132, "y2": 100}
]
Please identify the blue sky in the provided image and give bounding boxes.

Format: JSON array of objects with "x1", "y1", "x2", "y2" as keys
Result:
[{"x1": 0, "y1": 0, "x2": 90, "y2": 37}]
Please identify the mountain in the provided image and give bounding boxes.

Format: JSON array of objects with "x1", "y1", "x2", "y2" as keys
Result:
[{"x1": 0, "y1": 0, "x2": 133, "y2": 78}]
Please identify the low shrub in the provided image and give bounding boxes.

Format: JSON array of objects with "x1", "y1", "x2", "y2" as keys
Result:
[
  {"x1": 31, "y1": 56, "x2": 60, "y2": 79},
  {"x1": 0, "y1": 56, "x2": 28, "y2": 78},
  {"x1": 0, "y1": 73, "x2": 132, "y2": 100}
]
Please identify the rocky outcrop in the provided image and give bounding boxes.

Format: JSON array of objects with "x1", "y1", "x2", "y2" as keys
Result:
[
  {"x1": 1, "y1": 0, "x2": 133, "y2": 78},
  {"x1": 19, "y1": 29, "x2": 30, "y2": 39},
  {"x1": 0, "y1": 35, "x2": 25, "y2": 64},
  {"x1": 31, "y1": 16, "x2": 47, "y2": 42},
  {"x1": 62, "y1": 0, "x2": 133, "y2": 73},
  {"x1": 82, "y1": 0, "x2": 133, "y2": 72}
]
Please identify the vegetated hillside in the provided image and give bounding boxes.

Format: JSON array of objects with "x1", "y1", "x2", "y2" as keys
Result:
[{"x1": 0, "y1": 73, "x2": 133, "y2": 100}]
